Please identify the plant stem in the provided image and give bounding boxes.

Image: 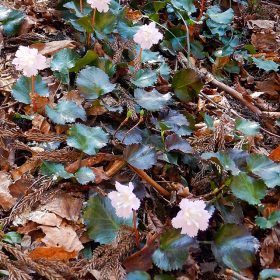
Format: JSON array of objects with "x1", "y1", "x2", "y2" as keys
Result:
[
  {"x1": 80, "y1": 0, "x2": 83, "y2": 12},
  {"x1": 197, "y1": 0, "x2": 206, "y2": 20},
  {"x1": 139, "y1": 47, "x2": 143, "y2": 64},
  {"x1": 86, "y1": 8, "x2": 97, "y2": 47},
  {"x1": 31, "y1": 75, "x2": 37, "y2": 112},
  {"x1": 133, "y1": 210, "x2": 140, "y2": 248}
]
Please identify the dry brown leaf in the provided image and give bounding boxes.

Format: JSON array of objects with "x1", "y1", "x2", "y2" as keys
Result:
[
  {"x1": 39, "y1": 224, "x2": 84, "y2": 252},
  {"x1": 31, "y1": 40, "x2": 77, "y2": 56},
  {"x1": 92, "y1": 167, "x2": 109, "y2": 184},
  {"x1": 256, "y1": 73, "x2": 280, "y2": 98},
  {"x1": 251, "y1": 32, "x2": 280, "y2": 53},
  {"x1": 10, "y1": 158, "x2": 40, "y2": 180},
  {"x1": 124, "y1": 7, "x2": 142, "y2": 21},
  {"x1": 28, "y1": 211, "x2": 63, "y2": 227},
  {"x1": 0, "y1": 171, "x2": 16, "y2": 211},
  {"x1": 41, "y1": 192, "x2": 83, "y2": 222},
  {"x1": 247, "y1": 20, "x2": 275, "y2": 30},
  {"x1": 29, "y1": 246, "x2": 77, "y2": 261},
  {"x1": 269, "y1": 145, "x2": 280, "y2": 162},
  {"x1": 32, "y1": 114, "x2": 51, "y2": 134}
]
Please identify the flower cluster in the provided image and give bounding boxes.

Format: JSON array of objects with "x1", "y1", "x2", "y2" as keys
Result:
[
  {"x1": 133, "y1": 22, "x2": 163, "y2": 50},
  {"x1": 171, "y1": 199, "x2": 211, "y2": 237},
  {"x1": 87, "y1": 0, "x2": 111, "y2": 13},
  {"x1": 108, "y1": 182, "x2": 140, "y2": 219},
  {"x1": 12, "y1": 46, "x2": 47, "y2": 77}
]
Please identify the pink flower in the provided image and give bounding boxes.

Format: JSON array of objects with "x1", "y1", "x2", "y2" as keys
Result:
[
  {"x1": 12, "y1": 46, "x2": 47, "y2": 77},
  {"x1": 108, "y1": 182, "x2": 140, "y2": 219},
  {"x1": 87, "y1": 0, "x2": 111, "y2": 12},
  {"x1": 171, "y1": 199, "x2": 211, "y2": 237},
  {"x1": 133, "y1": 22, "x2": 163, "y2": 50}
]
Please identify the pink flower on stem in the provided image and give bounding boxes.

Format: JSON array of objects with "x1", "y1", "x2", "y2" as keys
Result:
[
  {"x1": 171, "y1": 199, "x2": 211, "y2": 237},
  {"x1": 108, "y1": 182, "x2": 140, "y2": 219},
  {"x1": 12, "y1": 46, "x2": 47, "y2": 77},
  {"x1": 133, "y1": 22, "x2": 163, "y2": 50},
  {"x1": 87, "y1": 0, "x2": 111, "y2": 13}
]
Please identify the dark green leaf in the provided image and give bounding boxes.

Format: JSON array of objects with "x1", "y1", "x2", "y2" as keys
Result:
[
  {"x1": 46, "y1": 100, "x2": 86, "y2": 125},
  {"x1": 165, "y1": 134, "x2": 193, "y2": 153},
  {"x1": 67, "y1": 124, "x2": 109, "y2": 155},
  {"x1": 212, "y1": 224, "x2": 259, "y2": 271},
  {"x1": 134, "y1": 88, "x2": 171, "y2": 111},
  {"x1": 76, "y1": 66, "x2": 115, "y2": 100},
  {"x1": 235, "y1": 118, "x2": 260, "y2": 136},
  {"x1": 123, "y1": 144, "x2": 157, "y2": 170},
  {"x1": 83, "y1": 195, "x2": 133, "y2": 244},
  {"x1": 252, "y1": 57, "x2": 279, "y2": 72},
  {"x1": 132, "y1": 69, "x2": 158, "y2": 88},
  {"x1": 255, "y1": 210, "x2": 280, "y2": 229},
  {"x1": 11, "y1": 75, "x2": 49, "y2": 104},
  {"x1": 127, "y1": 271, "x2": 151, "y2": 280},
  {"x1": 230, "y1": 172, "x2": 266, "y2": 205},
  {"x1": 152, "y1": 229, "x2": 194, "y2": 271},
  {"x1": 172, "y1": 69, "x2": 203, "y2": 102},
  {"x1": 247, "y1": 154, "x2": 280, "y2": 188},
  {"x1": 3, "y1": 232, "x2": 22, "y2": 244},
  {"x1": 70, "y1": 50, "x2": 98, "y2": 73},
  {"x1": 170, "y1": 0, "x2": 196, "y2": 14}
]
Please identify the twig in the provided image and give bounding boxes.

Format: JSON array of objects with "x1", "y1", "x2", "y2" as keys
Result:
[{"x1": 128, "y1": 165, "x2": 170, "y2": 197}]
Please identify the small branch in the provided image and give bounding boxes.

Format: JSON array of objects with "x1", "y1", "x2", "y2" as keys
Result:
[
  {"x1": 128, "y1": 165, "x2": 170, "y2": 197},
  {"x1": 105, "y1": 159, "x2": 127, "y2": 177},
  {"x1": 225, "y1": 269, "x2": 252, "y2": 280}
]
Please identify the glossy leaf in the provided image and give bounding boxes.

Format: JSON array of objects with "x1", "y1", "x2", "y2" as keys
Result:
[
  {"x1": 212, "y1": 224, "x2": 259, "y2": 271},
  {"x1": 235, "y1": 118, "x2": 260, "y2": 136},
  {"x1": 259, "y1": 269, "x2": 280, "y2": 280},
  {"x1": 132, "y1": 69, "x2": 157, "y2": 88},
  {"x1": 3, "y1": 232, "x2": 22, "y2": 244},
  {"x1": 75, "y1": 167, "x2": 95, "y2": 185},
  {"x1": 252, "y1": 57, "x2": 279, "y2": 72},
  {"x1": 127, "y1": 271, "x2": 151, "y2": 280},
  {"x1": 165, "y1": 134, "x2": 193, "y2": 153},
  {"x1": 11, "y1": 75, "x2": 49, "y2": 104},
  {"x1": 83, "y1": 195, "x2": 133, "y2": 244},
  {"x1": 152, "y1": 229, "x2": 194, "y2": 271},
  {"x1": 170, "y1": 0, "x2": 196, "y2": 14},
  {"x1": 67, "y1": 124, "x2": 109, "y2": 155},
  {"x1": 76, "y1": 66, "x2": 115, "y2": 100},
  {"x1": 41, "y1": 161, "x2": 73, "y2": 179},
  {"x1": 247, "y1": 154, "x2": 280, "y2": 188},
  {"x1": 134, "y1": 88, "x2": 171, "y2": 112},
  {"x1": 123, "y1": 144, "x2": 157, "y2": 170},
  {"x1": 46, "y1": 100, "x2": 86, "y2": 125},
  {"x1": 172, "y1": 69, "x2": 203, "y2": 102},
  {"x1": 255, "y1": 210, "x2": 280, "y2": 229},
  {"x1": 230, "y1": 172, "x2": 266, "y2": 205}
]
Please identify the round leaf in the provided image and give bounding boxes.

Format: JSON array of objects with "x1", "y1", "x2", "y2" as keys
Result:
[{"x1": 75, "y1": 167, "x2": 95, "y2": 185}]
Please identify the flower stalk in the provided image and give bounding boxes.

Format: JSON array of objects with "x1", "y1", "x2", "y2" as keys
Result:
[
  {"x1": 133, "y1": 210, "x2": 140, "y2": 248},
  {"x1": 80, "y1": 0, "x2": 83, "y2": 12}
]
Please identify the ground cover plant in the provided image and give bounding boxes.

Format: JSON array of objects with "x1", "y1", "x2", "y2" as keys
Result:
[{"x1": 0, "y1": 0, "x2": 279, "y2": 279}]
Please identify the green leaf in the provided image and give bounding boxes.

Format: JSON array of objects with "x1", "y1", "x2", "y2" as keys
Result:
[
  {"x1": 3, "y1": 232, "x2": 22, "y2": 244},
  {"x1": 165, "y1": 134, "x2": 193, "y2": 153},
  {"x1": 202, "y1": 151, "x2": 240, "y2": 175},
  {"x1": 75, "y1": 167, "x2": 95, "y2": 185},
  {"x1": 259, "y1": 269, "x2": 280, "y2": 280},
  {"x1": 127, "y1": 271, "x2": 151, "y2": 280},
  {"x1": 247, "y1": 154, "x2": 280, "y2": 188},
  {"x1": 230, "y1": 172, "x2": 266, "y2": 205},
  {"x1": 154, "y1": 275, "x2": 176, "y2": 280},
  {"x1": 252, "y1": 57, "x2": 279, "y2": 72},
  {"x1": 152, "y1": 229, "x2": 194, "y2": 271},
  {"x1": 46, "y1": 100, "x2": 86, "y2": 125},
  {"x1": 255, "y1": 210, "x2": 280, "y2": 229},
  {"x1": 0, "y1": 6, "x2": 25, "y2": 36},
  {"x1": 134, "y1": 88, "x2": 171, "y2": 112},
  {"x1": 11, "y1": 75, "x2": 49, "y2": 104},
  {"x1": 212, "y1": 224, "x2": 259, "y2": 271},
  {"x1": 172, "y1": 69, "x2": 203, "y2": 102},
  {"x1": 132, "y1": 69, "x2": 158, "y2": 88},
  {"x1": 70, "y1": 50, "x2": 98, "y2": 73},
  {"x1": 123, "y1": 144, "x2": 157, "y2": 170},
  {"x1": 83, "y1": 195, "x2": 133, "y2": 244},
  {"x1": 67, "y1": 124, "x2": 109, "y2": 155},
  {"x1": 76, "y1": 66, "x2": 115, "y2": 100},
  {"x1": 41, "y1": 161, "x2": 73, "y2": 179},
  {"x1": 170, "y1": 0, "x2": 196, "y2": 14},
  {"x1": 235, "y1": 118, "x2": 260, "y2": 136}
]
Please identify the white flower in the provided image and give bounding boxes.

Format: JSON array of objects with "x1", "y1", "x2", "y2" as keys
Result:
[
  {"x1": 171, "y1": 199, "x2": 211, "y2": 237},
  {"x1": 87, "y1": 0, "x2": 111, "y2": 12},
  {"x1": 133, "y1": 22, "x2": 163, "y2": 50},
  {"x1": 12, "y1": 46, "x2": 47, "y2": 77},
  {"x1": 108, "y1": 182, "x2": 140, "y2": 219}
]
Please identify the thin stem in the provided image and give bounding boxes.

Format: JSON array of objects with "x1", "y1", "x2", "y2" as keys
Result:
[
  {"x1": 31, "y1": 75, "x2": 35, "y2": 96},
  {"x1": 86, "y1": 8, "x2": 97, "y2": 48},
  {"x1": 31, "y1": 75, "x2": 37, "y2": 112},
  {"x1": 80, "y1": 0, "x2": 83, "y2": 12},
  {"x1": 139, "y1": 47, "x2": 143, "y2": 64},
  {"x1": 133, "y1": 210, "x2": 140, "y2": 248},
  {"x1": 197, "y1": 0, "x2": 206, "y2": 20}
]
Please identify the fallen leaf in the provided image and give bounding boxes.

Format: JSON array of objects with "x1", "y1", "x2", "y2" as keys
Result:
[
  {"x1": 28, "y1": 211, "x2": 62, "y2": 227},
  {"x1": 39, "y1": 224, "x2": 84, "y2": 252},
  {"x1": 269, "y1": 145, "x2": 280, "y2": 162},
  {"x1": 247, "y1": 20, "x2": 275, "y2": 30},
  {"x1": 10, "y1": 158, "x2": 41, "y2": 180},
  {"x1": 29, "y1": 246, "x2": 77, "y2": 261},
  {"x1": 0, "y1": 171, "x2": 16, "y2": 211},
  {"x1": 41, "y1": 192, "x2": 83, "y2": 222},
  {"x1": 251, "y1": 32, "x2": 280, "y2": 53},
  {"x1": 31, "y1": 40, "x2": 77, "y2": 56}
]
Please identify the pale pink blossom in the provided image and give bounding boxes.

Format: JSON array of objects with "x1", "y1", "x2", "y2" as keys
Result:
[
  {"x1": 12, "y1": 46, "x2": 47, "y2": 77},
  {"x1": 87, "y1": 0, "x2": 111, "y2": 12},
  {"x1": 171, "y1": 199, "x2": 211, "y2": 237},
  {"x1": 108, "y1": 182, "x2": 140, "y2": 219},
  {"x1": 133, "y1": 22, "x2": 163, "y2": 50}
]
